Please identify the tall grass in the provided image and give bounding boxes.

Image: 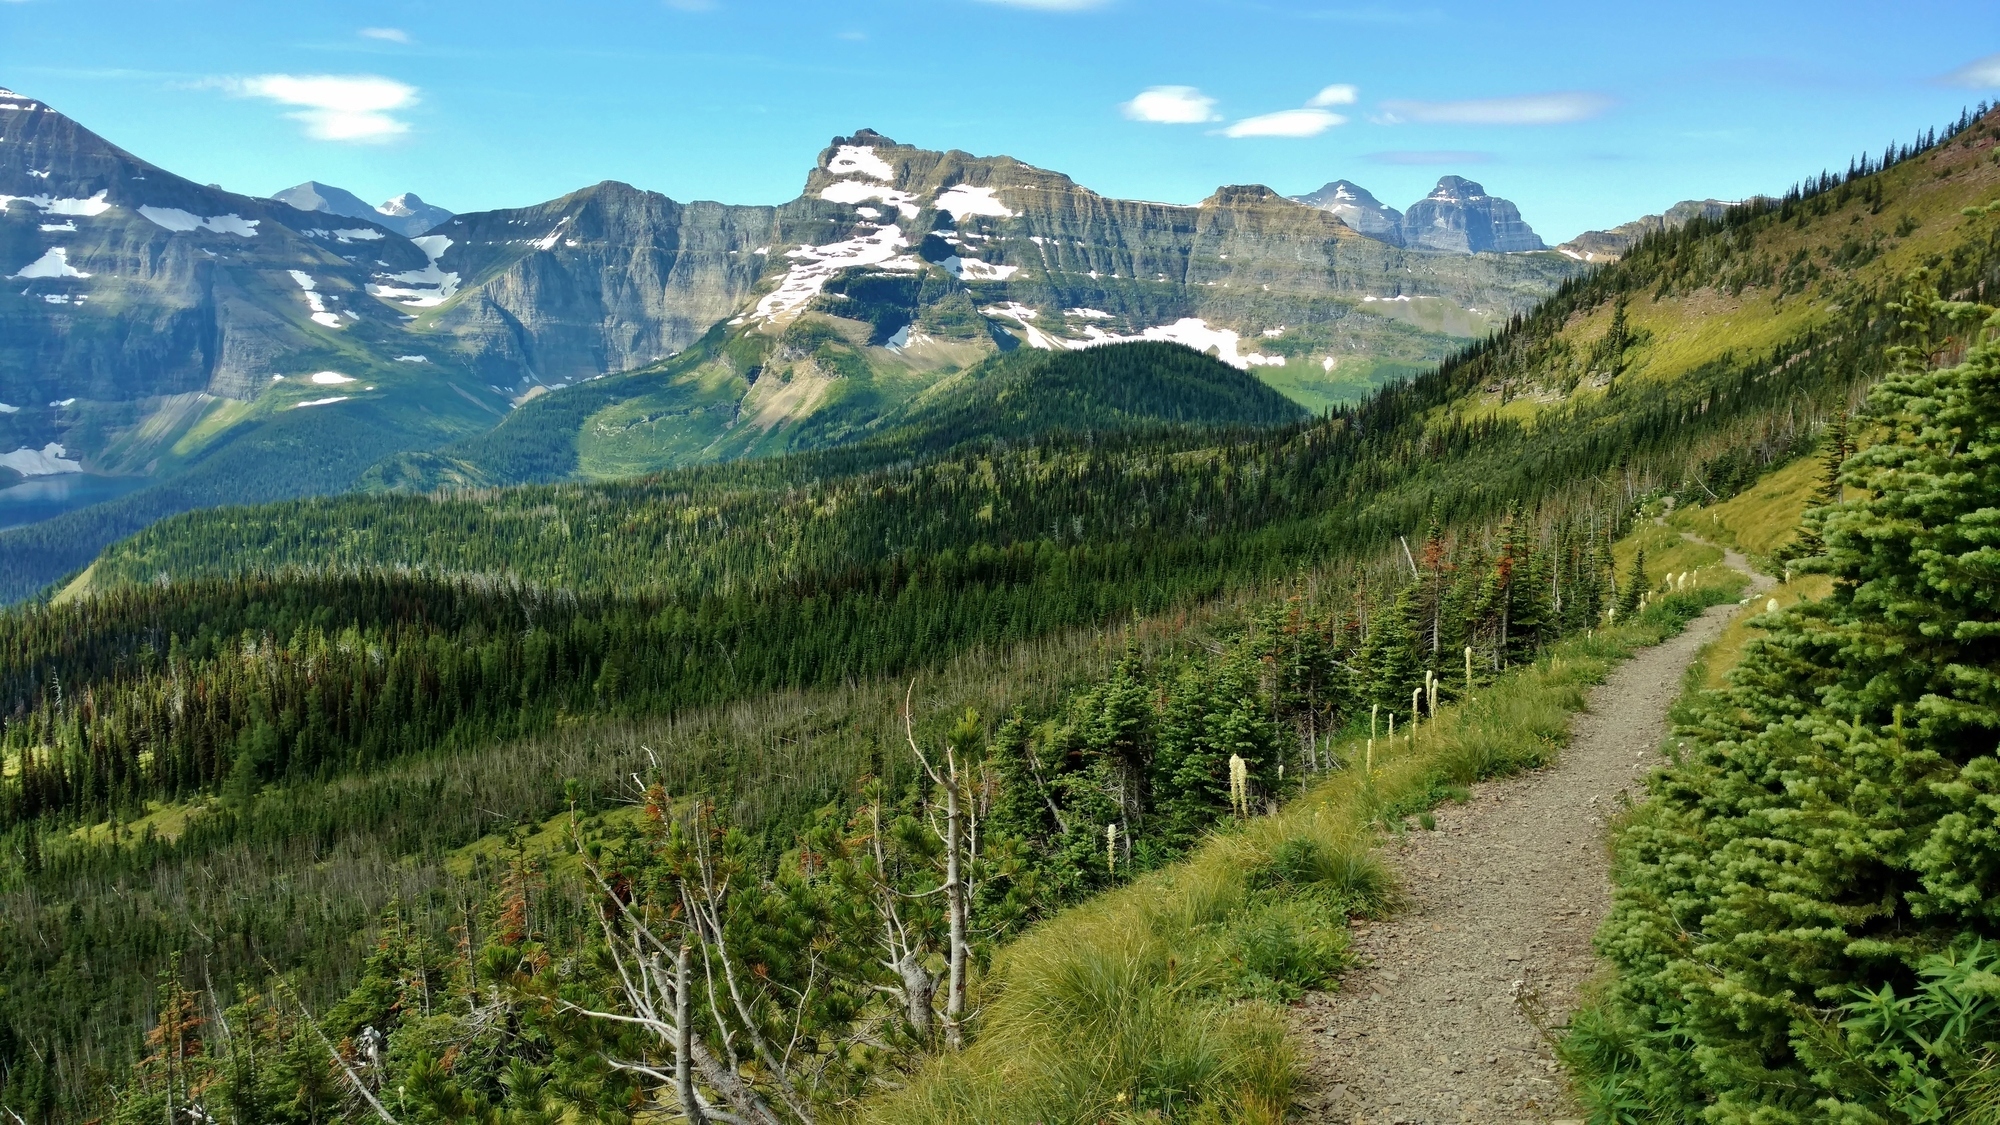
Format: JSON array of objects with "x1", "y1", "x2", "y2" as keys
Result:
[{"x1": 861, "y1": 578, "x2": 1744, "y2": 1124}]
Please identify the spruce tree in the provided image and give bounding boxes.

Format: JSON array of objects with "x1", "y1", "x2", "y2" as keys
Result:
[{"x1": 1590, "y1": 284, "x2": 2000, "y2": 1118}]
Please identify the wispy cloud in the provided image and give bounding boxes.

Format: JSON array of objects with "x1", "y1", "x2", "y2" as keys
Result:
[
  {"x1": 1941, "y1": 52, "x2": 2000, "y2": 88},
  {"x1": 1377, "y1": 91, "x2": 1612, "y2": 126},
  {"x1": 1220, "y1": 84, "x2": 1356, "y2": 138},
  {"x1": 228, "y1": 74, "x2": 417, "y2": 142},
  {"x1": 974, "y1": 0, "x2": 1110, "y2": 8},
  {"x1": 1307, "y1": 84, "x2": 1358, "y2": 107},
  {"x1": 359, "y1": 27, "x2": 410, "y2": 44},
  {"x1": 1122, "y1": 86, "x2": 1219, "y2": 124},
  {"x1": 1224, "y1": 108, "x2": 1345, "y2": 137},
  {"x1": 1365, "y1": 150, "x2": 1494, "y2": 165}
]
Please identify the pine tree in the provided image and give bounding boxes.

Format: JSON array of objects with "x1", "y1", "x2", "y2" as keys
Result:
[{"x1": 1589, "y1": 281, "x2": 2000, "y2": 1118}]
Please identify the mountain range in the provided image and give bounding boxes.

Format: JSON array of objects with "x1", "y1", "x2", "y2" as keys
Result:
[{"x1": 0, "y1": 84, "x2": 1599, "y2": 600}]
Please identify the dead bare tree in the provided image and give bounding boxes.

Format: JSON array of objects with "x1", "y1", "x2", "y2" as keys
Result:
[
  {"x1": 902, "y1": 683, "x2": 970, "y2": 1050},
  {"x1": 865, "y1": 789, "x2": 939, "y2": 1045},
  {"x1": 567, "y1": 801, "x2": 837, "y2": 1125}
]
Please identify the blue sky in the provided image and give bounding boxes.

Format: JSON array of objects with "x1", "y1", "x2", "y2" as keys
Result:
[{"x1": 4, "y1": 0, "x2": 1998, "y2": 241}]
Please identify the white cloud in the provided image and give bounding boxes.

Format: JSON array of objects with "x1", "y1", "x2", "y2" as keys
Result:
[
  {"x1": 1308, "y1": 84, "x2": 1358, "y2": 107},
  {"x1": 1942, "y1": 52, "x2": 2000, "y2": 88},
  {"x1": 1122, "y1": 86, "x2": 1219, "y2": 124},
  {"x1": 1377, "y1": 91, "x2": 1612, "y2": 126},
  {"x1": 974, "y1": 0, "x2": 1110, "y2": 8},
  {"x1": 1224, "y1": 108, "x2": 1345, "y2": 138},
  {"x1": 359, "y1": 27, "x2": 410, "y2": 43},
  {"x1": 231, "y1": 74, "x2": 417, "y2": 142}
]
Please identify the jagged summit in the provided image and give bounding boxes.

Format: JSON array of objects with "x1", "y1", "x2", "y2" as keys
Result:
[
  {"x1": 1293, "y1": 175, "x2": 1547, "y2": 254},
  {"x1": 1400, "y1": 176, "x2": 1546, "y2": 254}
]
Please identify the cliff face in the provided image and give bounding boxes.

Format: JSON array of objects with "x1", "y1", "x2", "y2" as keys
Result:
[
  {"x1": 1399, "y1": 176, "x2": 1547, "y2": 254},
  {"x1": 423, "y1": 183, "x2": 781, "y2": 385},
  {"x1": 755, "y1": 133, "x2": 1577, "y2": 344},
  {"x1": 0, "y1": 88, "x2": 465, "y2": 411}
]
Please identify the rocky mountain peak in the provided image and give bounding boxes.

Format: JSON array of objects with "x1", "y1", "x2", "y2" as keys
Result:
[
  {"x1": 376, "y1": 192, "x2": 453, "y2": 235},
  {"x1": 1401, "y1": 175, "x2": 1545, "y2": 254},
  {"x1": 1291, "y1": 179, "x2": 1404, "y2": 245},
  {"x1": 1424, "y1": 175, "x2": 1484, "y2": 202}
]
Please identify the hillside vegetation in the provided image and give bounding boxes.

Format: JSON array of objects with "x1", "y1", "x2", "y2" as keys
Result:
[{"x1": 1, "y1": 107, "x2": 1997, "y2": 1123}]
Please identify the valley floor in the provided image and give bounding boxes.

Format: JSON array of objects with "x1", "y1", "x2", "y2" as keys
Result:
[{"x1": 1289, "y1": 547, "x2": 1772, "y2": 1123}]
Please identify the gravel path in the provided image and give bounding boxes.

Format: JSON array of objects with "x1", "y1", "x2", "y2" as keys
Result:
[{"x1": 1290, "y1": 549, "x2": 1771, "y2": 1124}]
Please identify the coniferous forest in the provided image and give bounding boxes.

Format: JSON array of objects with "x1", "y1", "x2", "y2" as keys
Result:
[{"x1": 2, "y1": 106, "x2": 2000, "y2": 1123}]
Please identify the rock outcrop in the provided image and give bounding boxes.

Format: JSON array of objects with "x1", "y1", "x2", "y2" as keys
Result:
[{"x1": 1557, "y1": 199, "x2": 1734, "y2": 263}]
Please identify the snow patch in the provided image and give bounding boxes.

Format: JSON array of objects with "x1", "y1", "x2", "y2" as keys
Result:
[
  {"x1": 935, "y1": 184, "x2": 1015, "y2": 219},
  {"x1": 309, "y1": 371, "x2": 356, "y2": 385},
  {"x1": 0, "y1": 404, "x2": 17, "y2": 414},
  {"x1": 369, "y1": 235, "x2": 459, "y2": 307},
  {"x1": 0, "y1": 443, "x2": 81, "y2": 476},
  {"x1": 396, "y1": 355, "x2": 430, "y2": 363},
  {"x1": 982, "y1": 310, "x2": 1286, "y2": 370},
  {"x1": 820, "y1": 180, "x2": 919, "y2": 219},
  {"x1": 137, "y1": 206, "x2": 258, "y2": 236},
  {"x1": 827, "y1": 145, "x2": 895, "y2": 182},
  {"x1": 855, "y1": 206, "x2": 882, "y2": 220},
  {"x1": 1, "y1": 191, "x2": 112, "y2": 217},
  {"x1": 47, "y1": 192, "x2": 112, "y2": 217},
  {"x1": 1065, "y1": 308, "x2": 1113, "y2": 320},
  {"x1": 287, "y1": 271, "x2": 344, "y2": 328},
  {"x1": 1322, "y1": 356, "x2": 1337, "y2": 372},
  {"x1": 39, "y1": 221, "x2": 76, "y2": 232},
  {"x1": 332, "y1": 228, "x2": 384, "y2": 242},
  {"x1": 532, "y1": 217, "x2": 569, "y2": 251},
  {"x1": 10, "y1": 247, "x2": 89, "y2": 279},
  {"x1": 291, "y1": 397, "x2": 349, "y2": 409},
  {"x1": 753, "y1": 224, "x2": 914, "y2": 320}
]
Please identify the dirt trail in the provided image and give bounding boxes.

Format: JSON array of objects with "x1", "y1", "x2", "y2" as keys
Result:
[{"x1": 1291, "y1": 546, "x2": 1772, "y2": 1124}]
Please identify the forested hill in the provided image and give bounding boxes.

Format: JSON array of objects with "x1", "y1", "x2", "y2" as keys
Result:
[{"x1": 1, "y1": 106, "x2": 1997, "y2": 1123}]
